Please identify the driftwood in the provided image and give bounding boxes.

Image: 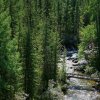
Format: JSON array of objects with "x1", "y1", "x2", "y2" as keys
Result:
[
  {"x1": 66, "y1": 73, "x2": 100, "y2": 82},
  {"x1": 68, "y1": 85, "x2": 95, "y2": 91}
]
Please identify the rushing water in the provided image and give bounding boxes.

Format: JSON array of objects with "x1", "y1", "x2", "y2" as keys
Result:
[{"x1": 64, "y1": 51, "x2": 100, "y2": 100}]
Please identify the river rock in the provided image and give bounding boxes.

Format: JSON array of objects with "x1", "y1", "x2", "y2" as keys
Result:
[
  {"x1": 94, "y1": 83, "x2": 100, "y2": 91},
  {"x1": 92, "y1": 96, "x2": 100, "y2": 100},
  {"x1": 78, "y1": 59, "x2": 88, "y2": 66}
]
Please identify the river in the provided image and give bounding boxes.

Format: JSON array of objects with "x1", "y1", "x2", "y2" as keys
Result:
[{"x1": 64, "y1": 51, "x2": 100, "y2": 100}]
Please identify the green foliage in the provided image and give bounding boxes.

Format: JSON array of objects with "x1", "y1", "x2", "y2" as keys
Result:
[
  {"x1": 95, "y1": 0, "x2": 100, "y2": 71},
  {"x1": 0, "y1": 1, "x2": 22, "y2": 99},
  {"x1": 41, "y1": 80, "x2": 63, "y2": 100},
  {"x1": 79, "y1": 23, "x2": 96, "y2": 58},
  {"x1": 78, "y1": 0, "x2": 100, "y2": 74},
  {"x1": 84, "y1": 66, "x2": 96, "y2": 75},
  {"x1": 1, "y1": 0, "x2": 100, "y2": 100}
]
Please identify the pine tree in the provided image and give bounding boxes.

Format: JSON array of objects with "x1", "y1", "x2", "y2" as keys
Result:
[
  {"x1": 0, "y1": 1, "x2": 12, "y2": 99},
  {"x1": 96, "y1": 0, "x2": 100, "y2": 71},
  {"x1": 21, "y1": 0, "x2": 44, "y2": 99},
  {"x1": 0, "y1": 0, "x2": 22, "y2": 99},
  {"x1": 42, "y1": 0, "x2": 60, "y2": 91}
]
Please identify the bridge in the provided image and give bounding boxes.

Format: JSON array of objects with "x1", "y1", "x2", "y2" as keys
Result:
[{"x1": 67, "y1": 73, "x2": 100, "y2": 82}]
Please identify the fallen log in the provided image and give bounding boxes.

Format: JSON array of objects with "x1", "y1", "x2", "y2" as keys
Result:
[{"x1": 66, "y1": 73, "x2": 100, "y2": 82}]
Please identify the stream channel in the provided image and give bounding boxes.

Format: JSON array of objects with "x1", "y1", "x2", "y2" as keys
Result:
[{"x1": 63, "y1": 51, "x2": 100, "y2": 100}]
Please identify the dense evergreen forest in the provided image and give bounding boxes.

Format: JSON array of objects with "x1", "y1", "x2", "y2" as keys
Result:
[{"x1": 0, "y1": 0, "x2": 100, "y2": 100}]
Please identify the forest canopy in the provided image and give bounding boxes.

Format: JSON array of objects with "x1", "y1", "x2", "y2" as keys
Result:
[{"x1": 0, "y1": 0, "x2": 100, "y2": 100}]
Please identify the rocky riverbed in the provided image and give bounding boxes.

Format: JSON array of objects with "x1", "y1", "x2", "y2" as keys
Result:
[{"x1": 64, "y1": 51, "x2": 100, "y2": 100}]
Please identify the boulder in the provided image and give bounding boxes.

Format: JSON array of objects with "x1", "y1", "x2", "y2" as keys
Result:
[{"x1": 78, "y1": 59, "x2": 88, "y2": 66}]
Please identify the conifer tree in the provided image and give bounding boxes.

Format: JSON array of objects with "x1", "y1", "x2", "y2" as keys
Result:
[
  {"x1": 96, "y1": 0, "x2": 100, "y2": 71},
  {"x1": 42, "y1": 0, "x2": 60, "y2": 91},
  {"x1": 0, "y1": 0, "x2": 22, "y2": 99},
  {"x1": 21, "y1": 0, "x2": 44, "y2": 99}
]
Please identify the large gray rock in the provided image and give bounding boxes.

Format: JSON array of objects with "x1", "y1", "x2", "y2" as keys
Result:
[{"x1": 78, "y1": 59, "x2": 88, "y2": 66}]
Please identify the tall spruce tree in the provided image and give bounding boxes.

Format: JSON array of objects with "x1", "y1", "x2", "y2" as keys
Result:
[
  {"x1": 96, "y1": 0, "x2": 100, "y2": 71},
  {"x1": 0, "y1": 0, "x2": 22, "y2": 99},
  {"x1": 42, "y1": 0, "x2": 60, "y2": 91},
  {"x1": 21, "y1": 0, "x2": 44, "y2": 99}
]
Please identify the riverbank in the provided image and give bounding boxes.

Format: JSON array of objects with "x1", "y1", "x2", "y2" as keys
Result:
[{"x1": 64, "y1": 51, "x2": 100, "y2": 100}]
